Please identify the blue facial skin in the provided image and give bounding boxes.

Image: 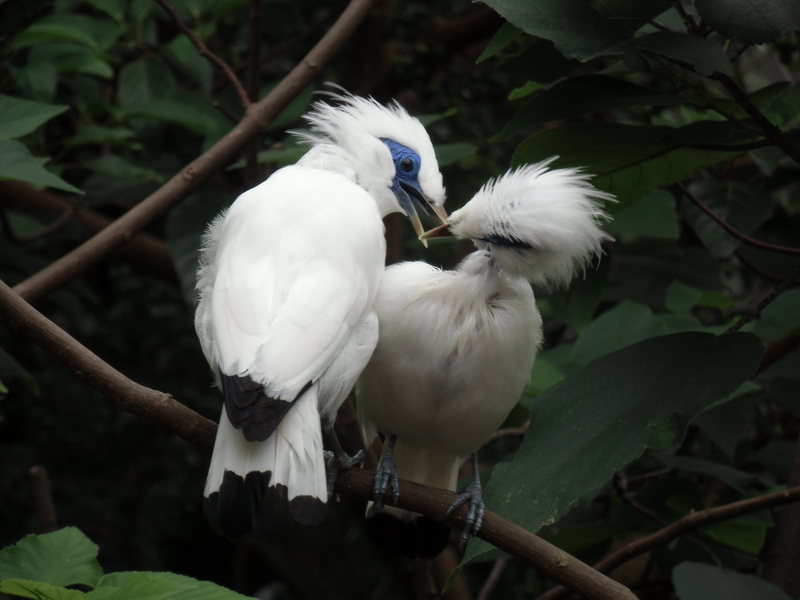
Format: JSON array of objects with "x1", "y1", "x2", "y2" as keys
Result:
[{"x1": 380, "y1": 138, "x2": 428, "y2": 218}]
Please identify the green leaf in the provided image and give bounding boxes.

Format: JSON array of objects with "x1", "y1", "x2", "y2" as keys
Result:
[
  {"x1": 434, "y1": 143, "x2": 477, "y2": 167},
  {"x1": 118, "y1": 58, "x2": 176, "y2": 106},
  {"x1": 477, "y1": 22, "x2": 523, "y2": 63},
  {"x1": 0, "y1": 579, "x2": 86, "y2": 599},
  {"x1": 0, "y1": 96, "x2": 69, "y2": 140},
  {"x1": 591, "y1": 0, "x2": 673, "y2": 31},
  {"x1": 83, "y1": 155, "x2": 166, "y2": 184},
  {"x1": 0, "y1": 528, "x2": 103, "y2": 587},
  {"x1": 166, "y1": 35, "x2": 212, "y2": 92},
  {"x1": 513, "y1": 122, "x2": 747, "y2": 206},
  {"x1": 14, "y1": 14, "x2": 121, "y2": 53},
  {"x1": 753, "y1": 288, "x2": 800, "y2": 341},
  {"x1": 0, "y1": 140, "x2": 82, "y2": 194},
  {"x1": 607, "y1": 189, "x2": 679, "y2": 242},
  {"x1": 651, "y1": 451, "x2": 755, "y2": 491},
  {"x1": 65, "y1": 126, "x2": 137, "y2": 148},
  {"x1": 673, "y1": 562, "x2": 792, "y2": 600},
  {"x1": 480, "y1": 0, "x2": 631, "y2": 59},
  {"x1": 696, "y1": 0, "x2": 800, "y2": 44},
  {"x1": 681, "y1": 181, "x2": 774, "y2": 258},
  {"x1": 628, "y1": 31, "x2": 734, "y2": 76},
  {"x1": 92, "y1": 570, "x2": 252, "y2": 599},
  {"x1": 704, "y1": 515, "x2": 769, "y2": 554},
  {"x1": 568, "y1": 300, "x2": 670, "y2": 366},
  {"x1": 465, "y1": 332, "x2": 764, "y2": 563},
  {"x1": 495, "y1": 75, "x2": 682, "y2": 140}
]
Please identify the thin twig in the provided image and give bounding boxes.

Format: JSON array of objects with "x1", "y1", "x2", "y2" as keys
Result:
[
  {"x1": 0, "y1": 277, "x2": 636, "y2": 600},
  {"x1": 1, "y1": 203, "x2": 78, "y2": 243},
  {"x1": 29, "y1": 466, "x2": 58, "y2": 533},
  {"x1": 477, "y1": 558, "x2": 509, "y2": 600},
  {"x1": 537, "y1": 486, "x2": 800, "y2": 600},
  {"x1": 726, "y1": 266, "x2": 800, "y2": 333},
  {"x1": 14, "y1": 0, "x2": 374, "y2": 304},
  {"x1": 212, "y1": 101, "x2": 241, "y2": 124},
  {"x1": 488, "y1": 421, "x2": 530, "y2": 443},
  {"x1": 676, "y1": 182, "x2": 800, "y2": 257},
  {"x1": 154, "y1": 0, "x2": 251, "y2": 108},
  {"x1": 713, "y1": 73, "x2": 800, "y2": 167}
]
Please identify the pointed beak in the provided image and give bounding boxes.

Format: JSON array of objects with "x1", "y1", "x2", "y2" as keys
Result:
[
  {"x1": 420, "y1": 222, "x2": 454, "y2": 240},
  {"x1": 396, "y1": 181, "x2": 449, "y2": 248}
]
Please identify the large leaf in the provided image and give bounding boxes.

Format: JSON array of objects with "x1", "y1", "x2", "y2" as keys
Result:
[
  {"x1": 0, "y1": 96, "x2": 68, "y2": 140},
  {"x1": 464, "y1": 332, "x2": 764, "y2": 563},
  {"x1": 0, "y1": 140, "x2": 82, "y2": 194},
  {"x1": 512, "y1": 122, "x2": 747, "y2": 206},
  {"x1": 607, "y1": 189, "x2": 679, "y2": 242},
  {"x1": 13, "y1": 14, "x2": 121, "y2": 53},
  {"x1": 0, "y1": 528, "x2": 103, "y2": 587},
  {"x1": 479, "y1": 0, "x2": 631, "y2": 60},
  {"x1": 629, "y1": 31, "x2": 734, "y2": 76},
  {"x1": 495, "y1": 75, "x2": 683, "y2": 140},
  {"x1": 118, "y1": 57, "x2": 176, "y2": 106},
  {"x1": 673, "y1": 562, "x2": 792, "y2": 600},
  {"x1": 681, "y1": 181, "x2": 774, "y2": 258},
  {"x1": 696, "y1": 0, "x2": 800, "y2": 44},
  {"x1": 91, "y1": 571, "x2": 252, "y2": 599}
]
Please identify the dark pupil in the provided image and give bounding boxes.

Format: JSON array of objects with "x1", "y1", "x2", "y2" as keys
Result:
[{"x1": 400, "y1": 157, "x2": 414, "y2": 172}]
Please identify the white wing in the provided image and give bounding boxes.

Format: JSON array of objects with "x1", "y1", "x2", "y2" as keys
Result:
[{"x1": 196, "y1": 165, "x2": 386, "y2": 403}]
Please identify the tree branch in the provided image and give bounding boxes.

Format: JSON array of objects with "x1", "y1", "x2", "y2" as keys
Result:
[
  {"x1": 0, "y1": 181, "x2": 176, "y2": 281},
  {"x1": 713, "y1": 73, "x2": 800, "y2": 167},
  {"x1": 13, "y1": 0, "x2": 374, "y2": 305},
  {"x1": 676, "y1": 182, "x2": 800, "y2": 256},
  {"x1": 154, "y1": 0, "x2": 251, "y2": 108},
  {"x1": 537, "y1": 486, "x2": 800, "y2": 600},
  {"x1": 0, "y1": 277, "x2": 636, "y2": 600}
]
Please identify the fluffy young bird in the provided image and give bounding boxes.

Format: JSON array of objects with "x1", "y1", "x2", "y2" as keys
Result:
[
  {"x1": 358, "y1": 159, "x2": 612, "y2": 555},
  {"x1": 195, "y1": 93, "x2": 446, "y2": 537}
]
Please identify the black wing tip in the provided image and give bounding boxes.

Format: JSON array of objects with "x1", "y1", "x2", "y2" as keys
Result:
[
  {"x1": 366, "y1": 513, "x2": 450, "y2": 559},
  {"x1": 205, "y1": 470, "x2": 326, "y2": 538},
  {"x1": 220, "y1": 373, "x2": 312, "y2": 442}
]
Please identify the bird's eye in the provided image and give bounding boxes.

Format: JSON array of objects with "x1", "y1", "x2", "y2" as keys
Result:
[{"x1": 400, "y1": 157, "x2": 415, "y2": 173}]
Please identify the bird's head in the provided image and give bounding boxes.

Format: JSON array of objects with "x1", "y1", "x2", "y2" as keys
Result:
[
  {"x1": 425, "y1": 158, "x2": 613, "y2": 287},
  {"x1": 297, "y1": 93, "x2": 447, "y2": 240}
]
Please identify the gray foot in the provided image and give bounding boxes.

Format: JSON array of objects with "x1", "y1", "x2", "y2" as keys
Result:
[
  {"x1": 445, "y1": 455, "x2": 485, "y2": 548},
  {"x1": 323, "y1": 425, "x2": 365, "y2": 498},
  {"x1": 373, "y1": 434, "x2": 399, "y2": 509}
]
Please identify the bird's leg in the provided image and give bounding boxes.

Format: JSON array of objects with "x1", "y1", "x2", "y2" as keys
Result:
[
  {"x1": 323, "y1": 423, "x2": 365, "y2": 498},
  {"x1": 372, "y1": 433, "x2": 400, "y2": 509},
  {"x1": 445, "y1": 453, "x2": 486, "y2": 549}
]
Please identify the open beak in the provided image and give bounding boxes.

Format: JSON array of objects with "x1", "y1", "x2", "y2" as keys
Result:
[
  {"x1": 398, "y1": 181, "x2": 449, "y2": 247},
  {"x1": 420, "y1": 222, "x2": 454, "y2": 240}
]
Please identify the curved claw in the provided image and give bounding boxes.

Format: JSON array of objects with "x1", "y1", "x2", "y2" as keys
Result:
[
  {"x1": 372, "y1": 434, "x2": 399, "y2": 509},
  {"x1": 446, "y1": 455, "x2": 485, "y2": 548}
]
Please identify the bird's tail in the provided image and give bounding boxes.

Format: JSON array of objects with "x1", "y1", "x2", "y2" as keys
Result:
[
  {"x1": 203, "y1": 388, "x2": 327, "y2": 537},
  {"x1": 367, "y1": 441, "x2": 460, "y2": 558}
]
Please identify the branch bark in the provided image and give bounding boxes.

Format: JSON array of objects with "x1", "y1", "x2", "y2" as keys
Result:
[
  {"x1": 538, "y1": 486, "x2": 800, "y2": 600},
  {"x1": 154, "y1": 0, "x2": 251, "y2": 108},
  {"x1": 12, "y1": 0, "x2": 374, "y2": 305},
  {"x1": 0, "y1": 277, "x2": 635, "y2": 600},
  {"x1": 0, "y1": 181, "x2": 176, "y2": 281}
]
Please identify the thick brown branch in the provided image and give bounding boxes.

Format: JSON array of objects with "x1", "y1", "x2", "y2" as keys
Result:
[
  {"x1": 0, "y1": 181, "x2": 176, "y2": 281},
  {"x1": 0, "y1": 278, "x2": 634, "y2": 600},
  {"x1": 676, "y1": 182, "x2": 800, "y2": 256},
  {"x1": 0, "y1": 278, "x2": 216, "y2": 448},
  {"x1": 13, "y1": 0, "x2": 374, "y2": 305},
  {"x1": 154, "y1": 0, "x2": 251, "y2": 108},
  {"x1": 538, "y1": 486, "x2": 800, "y2": 600}
]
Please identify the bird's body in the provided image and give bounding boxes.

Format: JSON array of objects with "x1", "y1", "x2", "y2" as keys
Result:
[
  {"x1": 359, "y1": 256, "x2": 541, "y2": 492},
  {"x1": 358, "y1": 160, "x2": 611, "y2": 554},
  {"x1": 195, "y1": 94, "x2": 445, "y2": 537}
]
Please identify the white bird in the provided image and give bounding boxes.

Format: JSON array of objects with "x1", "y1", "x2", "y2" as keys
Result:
[
  {"x1": 195, "y1": 93, "x2": 447, "y2": 537},
  {"x1": 357, "y1": 159, "x2": 612, "y2": 555}
]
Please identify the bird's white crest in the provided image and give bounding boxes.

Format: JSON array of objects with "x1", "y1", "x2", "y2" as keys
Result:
[
  {"x1": 447, "y1": 158, "x2": 613, "y2": 288},
  {"x1": 294, "y1": 93, "x2": 446, "y2": 217}
]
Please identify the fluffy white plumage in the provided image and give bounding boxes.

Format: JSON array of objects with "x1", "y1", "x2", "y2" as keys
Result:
[
  {"x1": 357, "y1": 159, "x2": 612, "y2": 552},
  {"x1": 195, "y1": 93, "x2": 445, "y2": 537}
]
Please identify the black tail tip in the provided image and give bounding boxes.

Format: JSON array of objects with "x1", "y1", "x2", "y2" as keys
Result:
[
  {"x1": 366, "y1": 513, "x2": 450, "y2": 559},
  {"x1": 205, "y1": 470, "x2": 327, "y2": 538}
]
